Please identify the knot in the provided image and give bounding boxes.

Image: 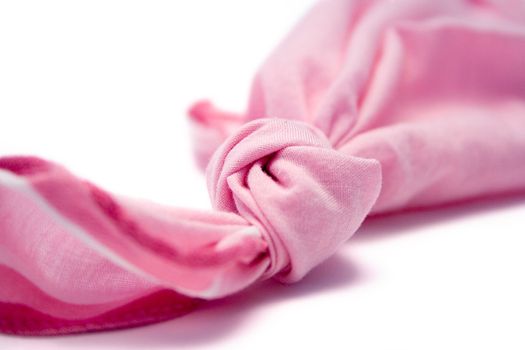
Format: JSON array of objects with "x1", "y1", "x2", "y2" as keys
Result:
[{"x1": 206, "y1": 118, "x2": 382, "y2": 282}]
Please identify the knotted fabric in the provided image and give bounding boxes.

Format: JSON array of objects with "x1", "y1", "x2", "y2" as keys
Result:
[
  {"x1": 207, "y1": 118, "x2": 381, "y2": 281},
  {"x1": 1, "y1": 0, "x2": 525, "y2": 335}
]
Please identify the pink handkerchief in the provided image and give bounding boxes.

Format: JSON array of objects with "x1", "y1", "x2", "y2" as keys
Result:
[{"x1": 1, "y1": 0, "x2": 525, "y2": 335}]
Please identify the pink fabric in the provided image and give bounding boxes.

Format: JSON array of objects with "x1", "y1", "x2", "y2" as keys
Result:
[{"x1": 2, "y1": 0, "x2": 525, "y2": 335}]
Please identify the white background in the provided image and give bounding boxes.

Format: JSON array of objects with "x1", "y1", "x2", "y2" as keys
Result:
[{"x1": 1, "y1": 1, "x2": 524, "y2": 349}]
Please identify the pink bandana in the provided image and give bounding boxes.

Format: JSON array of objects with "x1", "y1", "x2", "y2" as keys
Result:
[{"x1": 1, "y1": 0, "x2": 525, "y2": 335}]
